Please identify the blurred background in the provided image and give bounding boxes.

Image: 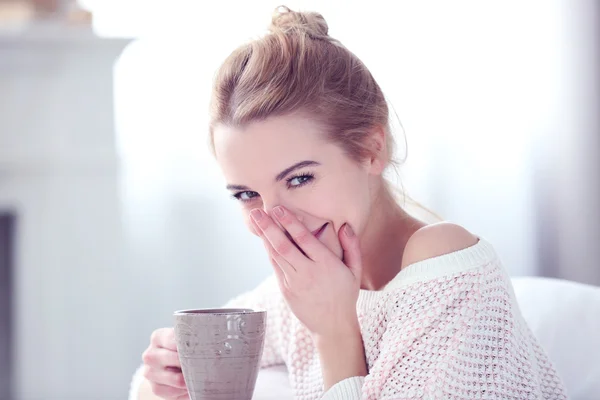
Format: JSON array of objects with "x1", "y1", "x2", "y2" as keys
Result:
[{"x1": 0, "y1": 0, "x2": 598, "y2": 399}]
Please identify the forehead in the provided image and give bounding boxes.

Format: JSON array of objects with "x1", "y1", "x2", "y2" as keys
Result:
[{"x1": 213, "y1": 115, "x2": 335, "y2": 181}]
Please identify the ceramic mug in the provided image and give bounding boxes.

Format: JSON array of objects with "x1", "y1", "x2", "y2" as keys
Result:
[{"x1": 173, "y1": 308, "x2": 267, "y2": 400}]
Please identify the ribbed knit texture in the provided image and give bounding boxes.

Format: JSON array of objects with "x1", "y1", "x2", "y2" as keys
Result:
[{"x1": 224, "y1": 238, "x2": 568, "y2": 399}]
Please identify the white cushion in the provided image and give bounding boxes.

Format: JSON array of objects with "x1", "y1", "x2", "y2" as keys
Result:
[
  {"x1": 253, "y1": 365, "x2": 293, "y2": 399},
  {"x1": 511, "y1": 277, "x2": 600, "y2": 400},
  {"x1": 253, "y1": 277, "x2": 600, "y2": 400}
]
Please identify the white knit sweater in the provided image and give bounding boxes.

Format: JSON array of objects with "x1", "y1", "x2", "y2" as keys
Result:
[{"x1": 129, "y1": 238, "x2": 568, "y2": 399}]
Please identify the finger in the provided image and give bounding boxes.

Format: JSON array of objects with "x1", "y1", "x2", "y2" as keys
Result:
[
  {"x1": 265, "y1": 240, "x2": 296, "y2": 276},
  {"x1": 252, "y1": 220, "x2": 296, "y2": 276},
  {"x1": 268, "y1": 243, "x2": 302, "y2": 293},
  {"x1": 143, "y1": 365, "x2": 187, "y2": 389},
  {"x1": 272, "y1": 206, "x2": 326, "y2": 261},
  {"x1": 252, "y1": 217, "x2": 295, "y2": 290},
  {"x1": 150, "y1": 328, "x2": 177, "y2": 351},
  {"x1": 270, "y1": 255, "x2": 290, "y2": 294},
  {"x1": 250, "y1": 208, "x2": 310, "y2": 268},
  {"x1": 150, "y1": 381, "x2": 188, "y2": 399},
  {"x1": 339, "y1": 223, "x2": 362, "y2": 278},
  {"x1": 175, "y1": 393, "x2": 191, "y2": 400},
  {"x1": 260, "y1": 231, "x2": 292, "y2": 281},
  {"x1": 142, "y1": 347, "x2": 181, "y2": 369}
]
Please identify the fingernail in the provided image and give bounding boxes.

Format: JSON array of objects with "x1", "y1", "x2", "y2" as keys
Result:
[
  {"x1": 273, "y1": 206, "x2": 285, "y2": 218},
  {"x1": 345, "y1": 224, "x2": 355, "y2": 237},
  {"x1": 250, "y1": 209, "x2": 263, "y2": 221}
]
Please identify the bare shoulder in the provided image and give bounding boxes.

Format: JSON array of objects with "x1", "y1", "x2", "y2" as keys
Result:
[{"x1": 401, "y1": 222, "x2": 479, "y2": 269}]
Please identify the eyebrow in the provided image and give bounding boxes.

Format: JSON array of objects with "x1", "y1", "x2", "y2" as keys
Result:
[{"x1": 225, "y1": 160, "x2": 321, "y2": 191}]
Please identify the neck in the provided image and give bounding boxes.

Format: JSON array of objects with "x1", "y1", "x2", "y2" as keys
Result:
[{"x1": 358, "y1": 187, "x2": 424, "y2": 291}]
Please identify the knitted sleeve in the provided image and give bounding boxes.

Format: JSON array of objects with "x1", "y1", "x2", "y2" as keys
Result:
[
  {"x1": 223, "y1": 274, "x2": 288, "y2": 368},
  {"x1": 325, "y1": 262, "x2": 567, "y2": 400}
]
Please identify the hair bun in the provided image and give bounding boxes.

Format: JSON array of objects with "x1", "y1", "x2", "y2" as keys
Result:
[{"x1": 270, "y1": 6, "x2": 329, "y2": 38}]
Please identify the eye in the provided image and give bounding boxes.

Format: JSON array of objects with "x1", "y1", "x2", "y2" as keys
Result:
[
  {"x1": 286, "y1": 173, "x2": 314, "y2": 188},
  {"x1": 232, "y1": 191, "x2": 259, "y2": 203}
]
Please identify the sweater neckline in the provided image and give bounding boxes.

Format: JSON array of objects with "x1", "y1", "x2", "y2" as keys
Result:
[{"x1": 356, "y1": 237, "x2": 497, "y2": 310}]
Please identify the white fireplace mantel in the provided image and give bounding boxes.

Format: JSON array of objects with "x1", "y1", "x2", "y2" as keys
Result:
[{"x1": 0, "y1": 23, "x2": 133, "y2": 400}]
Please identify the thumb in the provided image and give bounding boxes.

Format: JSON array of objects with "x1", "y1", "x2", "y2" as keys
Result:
[{"x1": 339, "y1": 223, "x2": 362, "y2": 278}]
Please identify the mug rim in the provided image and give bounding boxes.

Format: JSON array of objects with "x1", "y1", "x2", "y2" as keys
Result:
[{"x1": 173, "y1": 308, "x2": 266, "y2": 316}]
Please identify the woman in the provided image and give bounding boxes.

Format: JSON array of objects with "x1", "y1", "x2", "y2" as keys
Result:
[{"x1": 130, "y1": 6, "x2": 567, "y2": 400}]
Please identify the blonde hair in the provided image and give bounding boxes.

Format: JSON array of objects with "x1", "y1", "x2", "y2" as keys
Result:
[{"x1": 209, "y1": 6, "x2": 441, "y2": 221}]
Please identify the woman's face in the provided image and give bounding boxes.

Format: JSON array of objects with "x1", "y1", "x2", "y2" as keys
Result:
[{"x1": 213, "y1": 114, "x2": 383, "y2": 259}]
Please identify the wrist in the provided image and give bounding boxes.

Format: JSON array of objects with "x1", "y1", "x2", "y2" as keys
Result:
[
  {"x1": 312, "y1": 313, "x2": 361, "y2": 342},
  {"x1": 312, "y1": 322, "x2": 362, "y2": 349},
  {"x1": 313, "y1": 324, "x2": 367, "y2": 391}
]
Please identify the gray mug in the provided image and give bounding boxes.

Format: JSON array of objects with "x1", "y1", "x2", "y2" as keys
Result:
[{"x1": 173, "y1": 308, "x2": 267, "y2": 400}]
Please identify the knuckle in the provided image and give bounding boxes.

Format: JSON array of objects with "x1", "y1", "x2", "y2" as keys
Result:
[
  {"x1": 274, "y1": 240, "x2": 291, "y2": 255},
  {"x1": 141, "y1": 349, "x2": 153, "y2": 364},
  {"x1": 294, "y1": 229, "x2": 312, "y2": 245},
  {"x1": 257, "y1": 215, "x2": 272, "y2": 229},
  {"x1": 150, "y1": 329, "x2": 161, "y2": 344},
  {"x1": 142, "y1": 365, "x2": 153, "y2": 380}
]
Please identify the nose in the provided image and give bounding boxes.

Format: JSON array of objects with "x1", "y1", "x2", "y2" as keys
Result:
[
  {"x1": 261, "y1": 196, "x2": 280, "y2": 219},
  {"x1": 262, "y1": 198, "x2": 304, "y2": 224}
]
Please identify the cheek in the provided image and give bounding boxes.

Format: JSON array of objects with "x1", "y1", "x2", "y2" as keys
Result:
[
  {"x1": 329, "y1": 195, "x2": 371, "y2": 237},
  {"x1": 327, "y1": 185, "x2": 369, "y2": 226}
]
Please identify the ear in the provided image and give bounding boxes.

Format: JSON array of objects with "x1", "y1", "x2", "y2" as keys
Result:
[{"x1": 368, "y1": 126, "x2": 387, "y2": 175}]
